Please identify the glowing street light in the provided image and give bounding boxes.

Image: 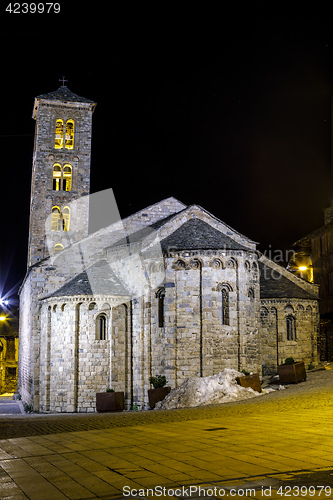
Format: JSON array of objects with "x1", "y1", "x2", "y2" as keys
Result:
[
  {"x1": 298, "y1": 266, "x2": 307, "y2": 271},
  {"x1": 0, "y1": 316, "x2": 6, "y2": 321}
]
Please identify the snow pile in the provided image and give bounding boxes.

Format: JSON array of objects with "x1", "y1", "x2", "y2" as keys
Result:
[{"x1": 155, "y1": 369, "x2": 262, "y2": 410}]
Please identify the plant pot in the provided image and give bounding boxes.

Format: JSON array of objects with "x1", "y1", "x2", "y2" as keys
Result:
[
  {"x1": 236, "y1": 374, "x2": 262, "y2": 393},
  {"x1": 96, "y1": 391, "x2": 124, "y2": 412},
  {"x1": 278, "y1": 361, "x2": 306, "y2": 384},
  {"x1": 148, "y1": 386, "x2": 171, "y2": 409}
]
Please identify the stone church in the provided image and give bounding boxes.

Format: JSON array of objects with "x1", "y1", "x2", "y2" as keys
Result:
[{"x1": 18, "y1": 86, "x2": 320, "y2": 412}]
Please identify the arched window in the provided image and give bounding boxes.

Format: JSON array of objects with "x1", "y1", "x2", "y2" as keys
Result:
[
  {"x1": 248, "y1": 288, "x2": 255, "y2": 300},
  {"x1": 51, "y1": 206, "x2": 61, "y2": 231},
  {"x1": 54, "y1": 119, "x2": 64, "y2": 149},
  {"x1": 63, "y1": 164, "x2": 72, "y2": 191},
  {"x1": 65, "y1": 119, "x2": 75, "y2": 149},
  {"x1": 156, "y1": 287, "x2": 165, "y2": 327},
  {"x1": 217, "y1": 283, "x2": 232, "y2": 326},
  {"x1": 260, "y1": 307, "x2": 269, "y2": 325},
  {"x1": 221, "y1": 289, "x2": 230, "y2": 326},
  {"x1": 96, "y1": 314, "x2": 107, "y2": 340},
  {"x1": 54, "y1": 243, "x2": 64, "y2": 255},
  {"x1": 62, "y1": 206, "x2": 70, "y2": 231},
  {"x1": 52, "y1": 164, "x2": 62, "y2": 190},
  {"x1": 286, "y1": 315, "x2": 296, "y2": 341}
]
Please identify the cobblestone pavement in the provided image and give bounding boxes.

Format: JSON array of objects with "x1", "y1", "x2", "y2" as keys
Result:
[{"x1": 1, "y1": 370, "x2": 333, "y2": 499}]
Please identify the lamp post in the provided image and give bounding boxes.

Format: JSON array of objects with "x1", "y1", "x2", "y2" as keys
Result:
[{"x1": 0, "y1": 297, "x2": 10, "y2": 321}]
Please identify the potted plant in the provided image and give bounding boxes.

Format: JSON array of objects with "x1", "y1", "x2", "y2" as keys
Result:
[
  {"x1": 278, "y1": 357, "x2": 306, "y2": 384},
  {"x1": 236, "y1": 370, "x2": 262, "y2": 393},
  {"x1": 96, "y1": 388, "x2": 124, "y2": 412},
  {"x1": 148, "y1": 375, "x2": 171, "y2": 409}
]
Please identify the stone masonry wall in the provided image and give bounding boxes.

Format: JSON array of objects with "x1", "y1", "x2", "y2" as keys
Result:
[
  {"x1": 260, "y1": 299, "x2": 319, "y2": 375},
  {"x1": 39, "y1": 297, "x2": 132, "y2": 412},
  {"x1": 140, "y1": 248, "x2": 261, "y2": 408},
  {"x1": 36, "y1": 249, "x2": 320, "y2": 412},
  {"x1": 38, "y1": 246, "x2": 262, "y2": 412},
  {"x1": 28, "y1": 99, "x2": 94, "y2": 268},
  {"x1": 20, "y1": 197, "x2": 188, "y2": 411}
]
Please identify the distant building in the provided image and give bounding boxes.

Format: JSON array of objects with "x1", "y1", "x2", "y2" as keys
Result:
[
  {"x1": 0, "y1": 313, "x2": 19, "y2": 394},
  {"x1": 289, "y1": 201, "x2": 333, "y2": 361},
  {"x1": 18, "y1": 86, "x2": 320, "y2": 412}
]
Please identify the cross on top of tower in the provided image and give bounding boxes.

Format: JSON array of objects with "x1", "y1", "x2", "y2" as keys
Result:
[{"x1": 59, "y1": 76, "x2": 68, "y2": 86}]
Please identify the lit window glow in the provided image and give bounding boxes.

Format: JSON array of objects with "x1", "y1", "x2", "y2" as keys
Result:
[
  {"x1": 65, "y1": 119, "x2": 74, "y2": 149},
  {"x1": 54, "y1": 119, "x2": 64, "y2": 149},
  {"x1": 62, "y1": 206, "x2": 70, "y2": 231},
  {"x1": 63, "y1": 164, "x2": 72, "y2": 191},
  {"x1": 51, "y1": 206, "x2": 62, "y2": 231},
  {"x1": 54, "y1": 243, "x2": 64, "y2": 255},
  {"x1": 53, "y1": 164, "x2": 62, "y2": 191}
]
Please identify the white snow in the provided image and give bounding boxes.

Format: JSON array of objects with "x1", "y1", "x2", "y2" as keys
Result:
[{"x1": 154, "y1": 368, "x2": 263, "y2": 410}]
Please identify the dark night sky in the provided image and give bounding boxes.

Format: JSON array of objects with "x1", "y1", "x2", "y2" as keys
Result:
[{"x1": 1, "y1": 6, "x2": 333, "y2": 307}]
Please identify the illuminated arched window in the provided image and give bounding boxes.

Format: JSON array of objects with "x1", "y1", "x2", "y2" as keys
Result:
[
  {"x1": 62, "y1": 206, "x2": 70, "y2": 231},
  {"x1": 65, "y1": 119, "x2": 75, "y2": 150},
  {"x1": 63, "y1": 164, "x2": 72, "y2": 191},
  {"x1": 51, "y1": 206, "x2": 62, "y2": 231},
  {"x1": 54, "y1": 119, "x2": 64, "y2": 149},
  {"x1": 54, "y1": 243, "x2": 64, "y2": 255},
  {"x1": 52, "y1": 164, "x2": 62, "y2": 190}
]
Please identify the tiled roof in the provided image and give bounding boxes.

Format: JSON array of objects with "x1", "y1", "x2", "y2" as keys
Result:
[
  {"x1": 160, "y1": 218, "x2": 249, "y2": 252},
  {"x1": 259, "y1": 261, "x2": 317, "y2": 299},
  {"x1": 36, "y1": 86, "x2": 95, "y2": 104},
  {"x1": 47, "y1": 260, "x2": 129, "y2": 298},
  {"x1": 108, "y1": 217, "x2": 249, "y2": 253}
]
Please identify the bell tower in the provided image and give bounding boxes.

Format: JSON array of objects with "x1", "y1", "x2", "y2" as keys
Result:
[{"x1": 28, "y1": 84, "x2": 96, "y2": 268}]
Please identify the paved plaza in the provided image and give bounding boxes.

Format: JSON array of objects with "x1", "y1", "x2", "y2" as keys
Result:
[{"x1": 1, "y1": 370, "x2": 333, "y2": 499}]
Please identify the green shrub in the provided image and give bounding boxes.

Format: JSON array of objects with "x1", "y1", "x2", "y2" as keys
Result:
[
  {"x1": 149, "y1": 375, "x2": 167, "y2": 389},
  {"x1": 106, "y1": 388, "x2": 115, "y2": 392},
  {"x1": 284, "y1": 357, "x2": 295, "y2": 365},
  {"x1": 23, "y1": 402, "x2": 33, "y2": 413}
]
